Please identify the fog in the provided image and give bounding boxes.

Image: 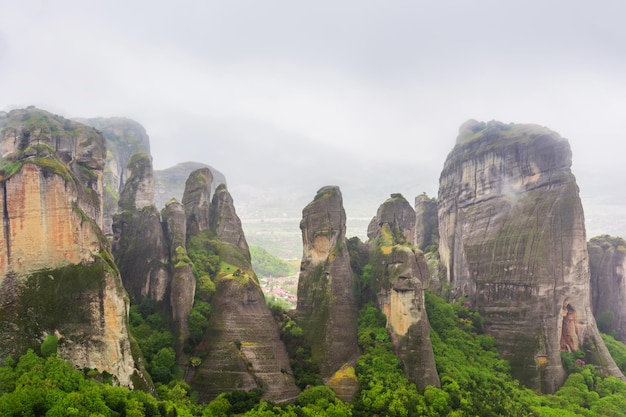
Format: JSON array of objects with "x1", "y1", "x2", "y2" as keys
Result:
[{"x1": 1, "y1": 0, "x2": 625, "y2": 239}]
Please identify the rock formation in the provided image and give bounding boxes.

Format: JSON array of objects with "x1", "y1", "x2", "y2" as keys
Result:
[
  {"x1": 154, "y1": 161, "x2": 226, "y2": 210},
  {"x1": 0, "y1": 108, "x2": 139, "y2": 387},
  {"x1": 112, "y1": 153, "x2": 169, "y2": 303},
  {"x1": 75, "y1": 117, "x2": 151, "y2": 235},
  {"x1": 182, "y1": 168, "x2": 213, "y2": 237},
  {"x1": 296, "y1": 186, "x2": 360, "y2": 389},
  {"x1": 588, "y1": 235, "x2": 626, "y2": 342},
  {"x1": 438, "y1": 119, "x2": 624, "y2": 392},
  {"x1": 368, "y1": 194, "x2": 440, "y2": 389},
  {"x1": 189, "y1": 183, "x2": 299, "y2": 403},
  {"x1": 414, "y1": 193, "x2": 438, "y2": 251}
]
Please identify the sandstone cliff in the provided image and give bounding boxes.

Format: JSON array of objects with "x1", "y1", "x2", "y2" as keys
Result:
[
  {"x1": 183, "y1": 168, "x2": 213, "y2": 237},
  {"x1": 438, "y1": 120, "x2": 624, "y2": 392},
  {"x1": 588, "y1": 235, "x2": 626, "y2": 342},
  {"x1": 75, "y1": 117, "x2": 151, "y2": 235},
  {"x1": 189, "y1": 183, "x2": 299, "y2": 403},
  {"x1": 0, "y1": 108, "x2": 138, "y2": 387},
  {"x1": 368, "y1": 194, "x2": 440, "y2": 389},
  {"x1": 296, "y1": 186, "x2": 360, "y2": 388}
]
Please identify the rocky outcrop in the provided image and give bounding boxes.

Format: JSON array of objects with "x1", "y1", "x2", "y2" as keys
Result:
[
  {"x1": 189, "y1": 184, "x2": 299, "y2": 403},
  {"x1": 296, "y1": 186, "x2": 360, "y2": 385},
  {"x1": 154, "y1": 162, "x2": 226, "y2": 211},
  {"x1": 414, "y1": 193, "x2": 438, "y2": 251},
  {"x1": 112, "y1": 153, "x2": 169, "y2": 303},
  {"x1": 182, "y1": 168, "x2": 213, "y2": 237},
  {"x1": 0, "y1": 108, "x2": 137, "y2": 387},
  {"x1": 589, "y1": 235, "x2": 626, "y2": 342},
  {"x1": 210, "y1": 184, "x2": 250, "y2": 260},
  {"x1": 75, "y1": 117, "x2": 151, "y2": 235},
  {"x1": 438, "y1": 120, "x2": 624, "y2": 392},
  {"x1": 368, "y1": 194, "x2": 440, "y2": 389}
]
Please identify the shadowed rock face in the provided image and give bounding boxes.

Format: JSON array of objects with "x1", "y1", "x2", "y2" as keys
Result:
[
  {"x1": 112, "y1": 153, "x2": 169, "y2": 303},
  {"x1": 414, "y1": 194, "x2": 439, "y2": 251},
  {"x1": 438, "y1": 120, "x2": 624, "y2": 392},
  {"x1": 589, "y1": 235, "x2": 626, "y2": 342},
  {"x1": 182, "y1": 168, "x2": 213, "y2": 237},
  {"x1": 369, "y1": 194, "x2": 440, "y2": 389},
  {"x1": 0, "y1": 108, "x2": 137, "y2": 387},
  {"x1": 191, "y1": 184, "x2": 299, "y2": 403},
  {"x1": 296, "y1": 186, "x2": 359, "y2": 382}
]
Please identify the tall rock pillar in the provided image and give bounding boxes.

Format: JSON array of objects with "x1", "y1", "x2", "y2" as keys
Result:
[
  {"x1": 438, "y1": 120, "x2": 624, "y2": 392},
  {"x1": 296, "y1": 186, "x2": 360, "y2": 382}
]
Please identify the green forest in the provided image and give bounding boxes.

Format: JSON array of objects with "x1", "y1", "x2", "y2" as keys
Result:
[{"x1": 2, "y1": 288, "x2": 626, "y2": 416}]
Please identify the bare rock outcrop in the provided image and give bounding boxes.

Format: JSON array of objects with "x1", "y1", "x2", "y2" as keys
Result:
[
  {"x1": 112, "y1": 153, "x2": 169, "y2": 303},
  {"x1": 0, "y1": 108, "x2": 137, "y2": 387},
  {"x1": 414, "y1": 193, "x2": 439, "y2": 251},
  {"x1": 189, "y1": 184, "x2": 299, "y2": 403},
  {"x1": 589, "y1": 235, "x2": 626, "y2": 342},
  {"x1": 438, "y1": 120, "x2": 624, "y2": 392},
  {"x1": 154, "y1": 161, "x2": 226, "y2": 210},
  {"x1": 296, "y1": 186, "x2": 360, "y2": 386},
  {"x1": 368, "y1": 194, "x2": 440, "y2": 389},
  {"x1": 182, "y1": 168, "x2": 213, "y2": 237}
]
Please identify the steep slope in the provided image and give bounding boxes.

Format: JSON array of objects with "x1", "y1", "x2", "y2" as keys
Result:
[
  {"x1": 588, "y1": 235, "x2": 626, "y2": 342},
  {"x1": 438, "y1": 119, "x2": 624, "y2": 392},
  {"x1": 296, "y1": 186, "x2": 360, "y2": 385},
  {"x1": 0, "y1": 108, "x2": 138, "y2": 387},
  {"x1": 186, "y1": 177, "x2": 299, "y2": 403},
  {"x1": 367, "y1": 194, "x2": 440, "y2": 389}
]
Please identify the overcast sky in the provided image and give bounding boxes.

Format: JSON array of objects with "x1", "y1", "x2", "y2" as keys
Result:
[{"x1": 1, "y1": 0, "x2": 625, "y2": 236}]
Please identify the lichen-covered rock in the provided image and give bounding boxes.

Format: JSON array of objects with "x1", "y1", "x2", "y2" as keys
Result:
[
  {"x1": 296, "y1": 186, "x2": 360, "y2": 381},
  {"x1": 75, "y1": 117, "x2": 152, "y2": 235},
  {"x1": 589, "y1": 235, "x2": 626, "y2": 342},
  {"x1": 189, "y1": 185, "x2": 299, "y2": 403},
  {"x1": 438, "y1": 120, "x2": 624, "y2": 392},
  {"x1": 414, "y1": 193, "x2": 438, "y2": 251},
  {"x1": 0, "y1": 108, "x2": 137, "y2": 387},
  {"x1": 182, "y1": 168, "x2": 213, "y2": 237},
  {"x1": 210, "y1": 184, "x2": 250, "y2": 261},
  {"x1": 368, "y1": 194, "x2": 440, "y2": 389}
]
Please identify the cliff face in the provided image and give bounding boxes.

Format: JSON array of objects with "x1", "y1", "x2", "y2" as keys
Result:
[
  {"x1": 438, "y1": 120, "x2": 624, "y2": 392},
  {"x1": 296, "y1": 186, "x2": 360, "y2": 383},
  {"x1": 190, "y1": 184, "x2": 299, "y2": 403},
  {"x1": 112, "y1": 153, "x2": 169, "y2": 303},
  {"x1": 0, "y1": 108, "x2": 137, "y2": 387},
  {"x1": 414, "y1": 194, "x2": 438, "y2": 251},
  {"x1": 588, "y1": 235, "x2": 626, "y2": 342},
  {"x1": 154, "y1": 162, "x2": 226, "y2": 212},
  {"x1": 183, "y1": 168, "x2": 213, "y2": 237},
  {"x1": 75, "y1": 117, "x2": 151, "y2": 235},
  {"x1": 368, "y1": 194, "x2": 440, "y2": 389}
]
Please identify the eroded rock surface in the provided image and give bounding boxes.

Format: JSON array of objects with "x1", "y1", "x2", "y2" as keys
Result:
[
  {"x1": 438, "y1": 120, "x2": 624, "y2": 392},
  {"x1": 589, "y1": 235, "x2": 626, "y2": 342},
  {"x1": 182, "y1": 168, "x2": 213, "y2": 237},
  {"x1": 0, "y1": 108, "x2": 137, "y2": 387},
  {"x1": 368, "y1": 194, "x2": 440, "y2": 389},
  {"x1": 296, "y1": 186, "x2": 360, "y2": 382}
]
